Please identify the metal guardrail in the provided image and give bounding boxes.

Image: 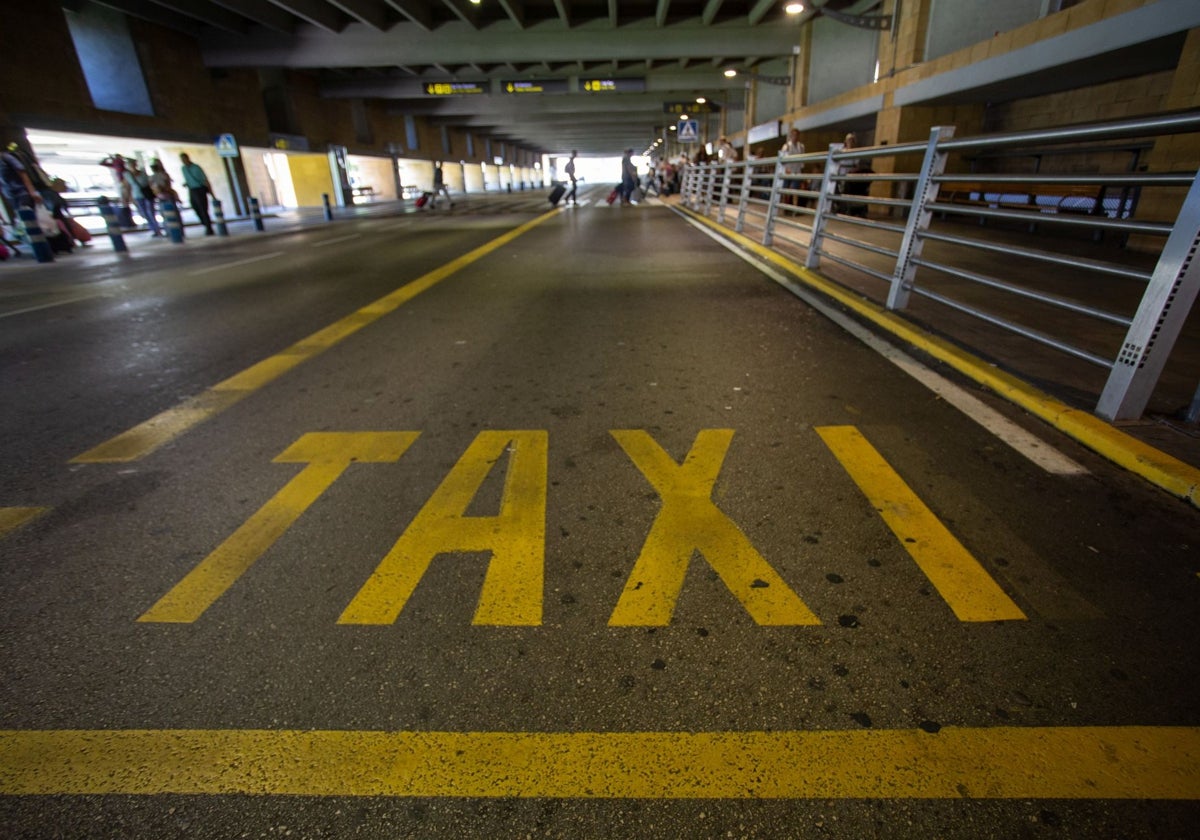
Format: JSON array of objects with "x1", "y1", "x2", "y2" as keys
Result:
[{"x1": 679, "y1": 112, "x2": 1200, "y2": 422}]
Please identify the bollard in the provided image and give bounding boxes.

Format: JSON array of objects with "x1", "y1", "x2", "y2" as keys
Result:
[
  {"x1": 96, "y1": 198, "x2": 128, "y2": 253},
  {"x1": 322, "y1": 193, "x2": 333, "y2": 221},
  {"x1": 249, "y1": 197, "x2": 264, "y2": 231},
  {"x1": 161, "y1": 198, "x2": 185, "y2": 244},
  {"x1": 17, "y1": 206, "x2": 54, "y2": 263},
  {"x1": 211, "y1": 198, "x2": 229, "y2": 236}
]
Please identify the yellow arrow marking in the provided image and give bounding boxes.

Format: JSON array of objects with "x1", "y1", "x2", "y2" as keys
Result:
[
  {"x1": 609, "y1": 429, "x2": 819, "y2": 626},
  {"x1": 340, "y1": 430, "x2": 548, "y2": 626},
  {"x1": 138, "y1": 432, "x2": 419, "y2": 623},
  {"x1": 816, "y1": 425, "x2": 1026, "y2": 622}
]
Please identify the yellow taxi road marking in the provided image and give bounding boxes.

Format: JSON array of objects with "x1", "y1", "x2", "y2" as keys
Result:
[
  {"x1": 817, "y1": 425, "x2": 1026, "y2": 622},
  {"x1": 609, "y1": 429, "x2": 819, "y2": 626},
  {"x1": 138, "y1": 433, "x2": 419, "y2": 623},
  {"x1": 311, "y1": 233, "x2": 362, "y2": 248},
  {"x1": 71, "y1": 210, "x2": 560, "y2": 463},
  {"x1": 340, "y1": 431, "x2": 548, "y2": 626},
  {"x1": 2, "y1": 726, "x2": 1197, "y2": 798},
  {"x1": 0, "y1": 507, "x2": 49, "y2": 538},
  {"x1": 188, "y1": 252, "x2": 285, "y2": 277}
]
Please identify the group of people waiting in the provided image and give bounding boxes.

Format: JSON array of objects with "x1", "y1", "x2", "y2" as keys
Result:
[{"x1": 100, "y1": 152, "x2": 216, "y2": 237}]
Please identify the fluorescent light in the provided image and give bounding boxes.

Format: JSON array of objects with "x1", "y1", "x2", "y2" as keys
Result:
[
  {"x1": 696, "y1": 97, "x2": 706, "y2": 104},
  {"x1": 723, "y1": 69, "x2": 737, "y2": 78},
  {"x1": 785, "y1": 3, "x2": 805, "y2": 14}
]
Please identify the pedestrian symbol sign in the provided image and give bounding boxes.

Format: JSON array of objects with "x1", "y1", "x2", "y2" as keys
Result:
[
  {"x1": 215, "y1": 134, "x2": 239, "y2": 158},
  {"x1": 677, "y1": 119, "x2": 700, "y2": 143}
]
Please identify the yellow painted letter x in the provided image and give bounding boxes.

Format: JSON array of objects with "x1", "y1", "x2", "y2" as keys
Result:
[{"x1": 609, "y1": 429, "x2": 819, "y2": 626}]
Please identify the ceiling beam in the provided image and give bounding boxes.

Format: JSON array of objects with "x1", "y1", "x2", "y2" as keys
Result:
[
  {"x1": 265, "y1": 0, "x2": 348, "y2": 33},
  {"x1": 702, "y1": 0, "x2": 724, "y2": 26},
  {"x1": 656, "y1": 0, "x2": 670, "y2": 27},
  {"x1": 144, "y1": 0, "x2": 248, "y2": 33},
  {"x1": 496, "y1": 0, "x2": 525, "y2": 28},
  {"x1": 201, "y1": 20, "x2": 802, "y2": 67},
  {"x1": 382, "y1": 0, "x2": 432, "y2": 30},
  {"x1": 552, "y1": 0, "x2": 570, "y2": 28},
  {"x1": 327, "y1": 0, "x2": 391, "y2": 30},
  {"x1": 608, "y1": 0, "x2": 617, "y2": 28},
  {"x1": 90, "y1": 0, "x2": 194, "y2": 33},
  {"x1": 748, "y1": 0, "x2": 776, "y2": 25},
  {"x1": 207, "y1": 0, "x2": 296, "y2": 32},
  {"x1": 441, "y1": 0, "x2": 481, "y2": 29}
]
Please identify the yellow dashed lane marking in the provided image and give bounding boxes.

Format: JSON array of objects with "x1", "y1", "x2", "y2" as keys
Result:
[
  {"x1": 0, "y1": 507, "x2": 49, "y2": 538},
  {"x1": 71, "y1": 210, "x2": 560, "y2": 463},
  {"x1": 1, "y1": 727, "x2": 1197, "y2": 798},
  {"x1": 817, "y1": 425, "x2": 1026, "y2": 622}
]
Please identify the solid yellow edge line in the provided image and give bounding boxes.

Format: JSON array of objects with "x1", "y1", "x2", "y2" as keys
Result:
[
  {"x1": 816, "y1": 425, "x2": 1025, "y2": 621},
  {"x1": 71, "y1": 209, "x2": 561, "y2": 464},
  {"x1": 0, "y1": 507, "x2": 50, "y2": 538},
  {"x1": 2, "y1": 727, "x2": 1198, "y2": 798},
  {"x1": 677, "y1": 206, "x2": 1200, "y2": 508}
]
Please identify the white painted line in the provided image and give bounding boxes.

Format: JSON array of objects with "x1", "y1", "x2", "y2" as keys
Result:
[
  {"x1": 0, "y1": 292, "x2": 110, "y2": 319},
  {"x1": 311, "y1": 233, "x2": 362, "y2": 248},
  {"x1": 188, "y1": 251, "x2": 285, "y2": 277},
  {"x1": 683, "y1": 217, "x2": 1089, "y2": 476}
]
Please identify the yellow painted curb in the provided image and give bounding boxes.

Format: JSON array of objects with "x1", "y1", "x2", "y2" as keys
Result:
[{"x1": 677, "y1": 206, "x2": 1200, "y2": 508}]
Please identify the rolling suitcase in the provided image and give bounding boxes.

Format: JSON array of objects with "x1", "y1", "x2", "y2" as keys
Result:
[
  {"x1": 414, "y1": 191, "x2": 431, "y2": 208},
  {"x1": 549, "y1": 183, "x2": 566, "y2": 206}
]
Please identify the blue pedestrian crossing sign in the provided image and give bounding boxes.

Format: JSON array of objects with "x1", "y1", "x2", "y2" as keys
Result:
[
  {"x1": 677, "y1": 119, "x2": 700, "y2": 143},
  {"x1": 215, "y1": 133, "x2": 239, "y2": 158}
]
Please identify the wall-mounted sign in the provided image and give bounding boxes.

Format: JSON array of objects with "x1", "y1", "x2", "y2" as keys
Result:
[
  {"x1": 269, "y1": 133, "x2": 309, "y2": 151},
  {"x1": 503, "y1": 79, "x2": 568, "y2": 94},
  {"x1": 747, "y1": 120, "x2": 782, "y2": 145},
  {"x1": 664, "y1": 101, "x2": 718, "y2": 114},
  {"x1": 424, "y1": 82, "x2": 486, "y2": 96},
  {"x1": 214, "y1": 133, "x2": 239, "y2": 158},
  {"x1": 581, "y1": 78, "x2": 645, "y2": 93}
]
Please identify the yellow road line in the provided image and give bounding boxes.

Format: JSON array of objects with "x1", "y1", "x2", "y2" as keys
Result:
[
  {"x1": 0, "y1": 507, "x2": 49, "y2": 538},
  {"x1": 817, "y1": 425, "x2": 1026, "y2": 622},
  {"x1": 139, "y1": 432, "x2": 419, "y2": 623},
  {"x1": 676, "y1": 206, "x2": 1200, "y2": 509},
  {"x1": 71, "y1": 210, "x2": 560, "y2": 464},
  {"x1": 2, "y1": 726, "x2": 1197, "y2": 798}
]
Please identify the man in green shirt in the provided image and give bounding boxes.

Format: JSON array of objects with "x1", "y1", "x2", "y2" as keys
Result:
[{"x1": 179, "y1": 153, "x2": 214, "y2": 235}]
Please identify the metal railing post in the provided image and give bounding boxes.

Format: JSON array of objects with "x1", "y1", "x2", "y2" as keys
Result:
[
  {"x1": 763, "y1": 157, "x2": 786, "y2": 247},
  {"x1": 734, "y1": 162, "x2": 753, "y2": 233},
  {"x1": 888, "y1": 126, "x2": 955, "y2": 311},
  {"x1": 805, "y1": 144, "x2": 843, "y2": 270},
  {"x1": 718, "y1": 163, "x2": 733, "y2": 224},
  {"x1": 704, "y1": 166, "x2": 716, "y2": 216},
  {"x1": 1096, "y1": 167, "x2": 1200, "y2": 421}
]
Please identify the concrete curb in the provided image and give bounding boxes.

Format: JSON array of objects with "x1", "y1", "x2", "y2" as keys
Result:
[{"x1": 676, "y1": 205, "x2": 1200, "y2": 509}]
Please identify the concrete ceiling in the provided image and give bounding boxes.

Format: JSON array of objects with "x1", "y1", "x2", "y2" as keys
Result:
[{"x1": 83, "y1": 0, "x2": 830, "y2": 155}]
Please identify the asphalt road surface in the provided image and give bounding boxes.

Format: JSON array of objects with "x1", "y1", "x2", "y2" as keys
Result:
[{"x1": 2, "y1": 192, "x2": 1198, "y2": 838}]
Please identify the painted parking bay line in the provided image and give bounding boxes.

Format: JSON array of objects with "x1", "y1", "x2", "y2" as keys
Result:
[
  {"x1": 72, "y1": 209, "x2": 560, "y2": 463},
  {"x1": 188, "y1": 251, "x2": 285, "y2": 277},
  {"x1": 1, "y1": 726, "x2": 1197, "y2": 798},
  {"x1": 817, "y1": 425, "x2": 1026, "y2": 622}
]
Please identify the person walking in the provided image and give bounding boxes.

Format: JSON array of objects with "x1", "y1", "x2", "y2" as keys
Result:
[
  {"x1": 179, "y1": 153, "x2": 214, "y2": 235},
  {"x1": 126, "y1": 160, "x2": 162, "y2": 237},
  {"x1": 431, "y1": 161, "x2": 453, "y2": 209},
  {"x1": 564, "y1": 151, "x2": 578, "y2": 205},
  {"x1": 619, "y1": 148, "x2": 638, "y2": 205}
]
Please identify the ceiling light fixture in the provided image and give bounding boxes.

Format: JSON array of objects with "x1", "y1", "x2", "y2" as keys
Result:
[
  {"x1": 723, "y1": 68, "x2": 738, "y2": 78},
  {"x1": 785, "y1": 3, "x2": 805, "y2": 14}
]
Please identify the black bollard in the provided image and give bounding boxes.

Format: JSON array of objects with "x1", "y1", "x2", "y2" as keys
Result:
[
  {"x1": 322, "y1": 193, "x2": 333, "y2": 221},
  {"x1": 96, "y1": 198, "x2": 128, "y2": 252},
  {"x1": 212, "y1": 198, "x2": 229, "y2": 236},
  {"x1": 17, "y1": 207, "x2": 54, "y2": 263},
  {"x1": 249, "y1": 197, "x2": 264, "y2": 231}
]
